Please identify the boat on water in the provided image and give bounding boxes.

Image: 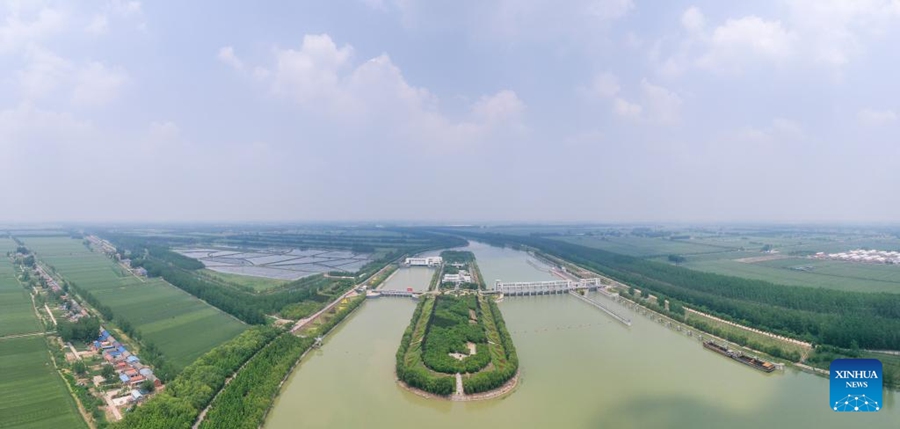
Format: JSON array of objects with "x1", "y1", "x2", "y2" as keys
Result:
[{"x1": 702, "y1": 340, "x2": 776, "y2": 373}]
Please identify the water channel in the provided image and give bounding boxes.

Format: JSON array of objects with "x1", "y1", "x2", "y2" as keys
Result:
[{"x1": 265, "y1": 242, "x2": 897, "y2": 428}]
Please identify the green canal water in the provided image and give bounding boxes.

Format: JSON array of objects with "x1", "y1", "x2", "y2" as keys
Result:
[{"x1": 265, "y1": 242, "x2": 897, "y2": 428}]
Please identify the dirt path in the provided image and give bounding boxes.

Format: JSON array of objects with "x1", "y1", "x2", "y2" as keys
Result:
[
  {"x1": 67, "y1": 342, "x2": 82, "y2": 361},
  {"x1": 684, "y1": 307, "x2": 811, "y2": 348},
  {"x1": 455, "y1": 373, "x2": 463, "y2": 397},
  {"x1": 44, "y1": 303, "x2": 58, "y2": 326},
  {"x1": 103, "y1": 392, "x2": 123, "y2": 421}
]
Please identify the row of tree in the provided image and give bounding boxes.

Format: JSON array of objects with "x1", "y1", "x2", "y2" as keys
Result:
[
  {"x1": 396, "y1": 297, "x2": 456, "y2": 396},
  {"x1": 111, "y1": 327, "x2": 281, "y2": 429},
  {"x1": 200, "y1": 334, "x2": 315, "y2": 429},
  {"x1": 457, "y1": 231, "x2": 900, "y2": 350},
  {"x1": 462, "y1": 299, "x2": 518, "y2": 394}
]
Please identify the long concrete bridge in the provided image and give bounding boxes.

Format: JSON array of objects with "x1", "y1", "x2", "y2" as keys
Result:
[{"x1": 490, "y1": 278, "x2": 603, "y2": 296}]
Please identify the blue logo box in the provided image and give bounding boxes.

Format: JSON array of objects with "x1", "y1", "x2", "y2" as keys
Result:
[{"x1": 830, "y1": 358, "x2": 882, "y2": 412}]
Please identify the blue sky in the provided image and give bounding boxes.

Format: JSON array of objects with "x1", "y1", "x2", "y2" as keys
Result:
[{"x1": 1, "y1": 0, "x2": 898, "y2": 223}]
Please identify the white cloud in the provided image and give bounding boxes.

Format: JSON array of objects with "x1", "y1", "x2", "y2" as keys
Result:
[
  {"x1": 0, "y1": 6, "x2": 65, "y2": 53},
  {"x1": 0, "y1": 104, "x2": 92, "y2": 148},
  {"x1": 857, "y1": 108, "x2": 897, "y2": 126},
  {"x1": 681, "y1": 6, "x2": 705, "y2": 34},
  {"x1": 110, "y1": 0, "x2": 142, "y2": 17},
  {"x1": 17, "y1": 46, "x2": 71, "y2": 99},
  {"x1": 658, "y1": 2, "x2": 900, "y2": 76},
  {"x1": 786, "y1": 0, "x2": 900, "y2": 66},
  {"x1": 613, "y1": 97, "x2": 642, "y2": 118},
  {"x1": 217, "y1": 46, "x2": 244, "y2": 70},
  {"x1": 697, "y1": 16, "x2": 795, "y2": 72},
  {"x1": 81, "y1": 1, "x2": 145, "y2": 37},
  {"x1": 590, "y1": 72, "x2": 620, "y2": 98},
  {"x1": 640, "y1": 79, "x2": 682, "y2": 124},
  {"x1": 72, "y1": 61, "x2": 129, "y2": 106},
  {"x1": 736, "y1": 118, "x2": 806, "y2": 144},
  {"x1": 585, "y1": 74, "x2": 680, "y2": 124},
  {"x1": 236, "y1": 33, "x2": 525, "y2": 148},
  {"x1": 270, "y1": 34, "x2": 354, "y2": 110},
  {"x1": 587, "y1": 0, "x2": 634, "y2": 21},
  {"x1": 85, "y1": 14, "x2": 108, "y2": 35},
  {"x1": 471, "y1": 90, "x2": 525, "y2": 123}
]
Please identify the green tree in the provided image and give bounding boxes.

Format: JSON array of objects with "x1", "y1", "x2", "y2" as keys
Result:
[{"x1": 101, "y1": 364, "x2": 115, "y2": 380}]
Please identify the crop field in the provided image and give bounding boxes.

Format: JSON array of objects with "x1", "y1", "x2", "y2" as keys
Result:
[
  {"x1": 0, "y1": 336, "x2": 86, "y2": 429},
  {"x1": 552, "y1": 231, "x2": 900, "y2": 293},
  {"x1": 679, "y1": 257, "x2": 900, "y2": 293},
  {"x1": 23, "y1": 237, "x2": 247, "y2": 369},
  {"x1": 1, "y1": 239, "x2": 42, "y2": 338},
  {"x1": 561, "y1": 235, "x2": 734, "y2": 257},
  {"x1": 175, "y1": 246, "x2": 374, "y2": 280}
]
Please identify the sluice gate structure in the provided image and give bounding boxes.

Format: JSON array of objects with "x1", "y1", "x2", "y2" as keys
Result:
[
  {"x1": 492, "y1": 278, "x2": 603, "y2": 296},
  {"x1": 490, "y1": 278, "x2": 632, "y2": 326}
]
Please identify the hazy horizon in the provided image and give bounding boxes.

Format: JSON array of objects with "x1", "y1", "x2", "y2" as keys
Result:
[{"x1": 2, "y1": 1, "x2": 898, "y2": 223}]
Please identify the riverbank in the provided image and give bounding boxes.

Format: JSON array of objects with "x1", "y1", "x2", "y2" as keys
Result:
[
  {"x1": 396, "y1": 371, "x2": 519, "y2": 402},
  {"x1": 263, "y1": 241, "x2": 899, "y2": 429}
]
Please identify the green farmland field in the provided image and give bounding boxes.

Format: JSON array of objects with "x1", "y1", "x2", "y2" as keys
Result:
[
  {"x1": 683, "y1": 258, "x2": 900, "y2": 293},
  {"x1": 561, "y1": 236, "x2": 736, "y2": 257},
  {"x1": 0, "y1": 336, "x2": 86, "y2": 428},
  {"x1": 555, "y1": 233, "x2": 900, "y2": 293},
  {"x1": 23, "y1": 237, "x2": 247, "y2": 370},
  {"x1": 1, "y1": 239, "x2": 42, "y2": 338}
]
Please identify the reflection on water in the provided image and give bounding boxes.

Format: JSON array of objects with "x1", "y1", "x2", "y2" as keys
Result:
[{"x1": 265, "y1": 242, "x2": 897, "y2": 428}]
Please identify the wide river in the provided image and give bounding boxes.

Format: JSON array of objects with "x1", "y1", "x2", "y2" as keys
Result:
[{"x1": 265, "y1": 242, "x2": 897, "y2": 428}]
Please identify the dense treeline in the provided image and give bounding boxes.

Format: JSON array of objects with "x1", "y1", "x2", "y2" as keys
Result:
[
  {"x1": 454, "y1": 231, "x2": 900, "y2": 350},
  {"x1": 111, "y1": 327, "x2": 280, "y2": 429},
  {"x1": 422, "y1": 295, "x2": 490, "y2": 374},
  {"x1": 137, "y1": 256, "x2": 351, "y2": 325},
  {"x1": 140, "y1": 260, "x2": 267, "y2": 324},
  {"x1": 440, "y1": 250, "x2": 475, "y2": 264},
  {"x1": 396, "y1": 297, "x2": 456, "y2": 396},
  {"x1": 462, "y1": 299, "x2": 518, "y2": 394},
  {"x1": 58, "y1": 316, "x2": 100, "y2": 343},
  {"x1": 198, "y1": 295, "x2": 364, "y2": 428},
  {"x1": 67, "y1": 281, "x2": 113, "y2": 320},
  {"x1": 199, "y1": 334, "x2": 315, "y2": 429}
]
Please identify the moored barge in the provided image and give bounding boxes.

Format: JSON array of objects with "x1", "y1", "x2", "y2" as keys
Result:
[{"x1": 702, "y1": 340, "x2": 776, "y2": 373}]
